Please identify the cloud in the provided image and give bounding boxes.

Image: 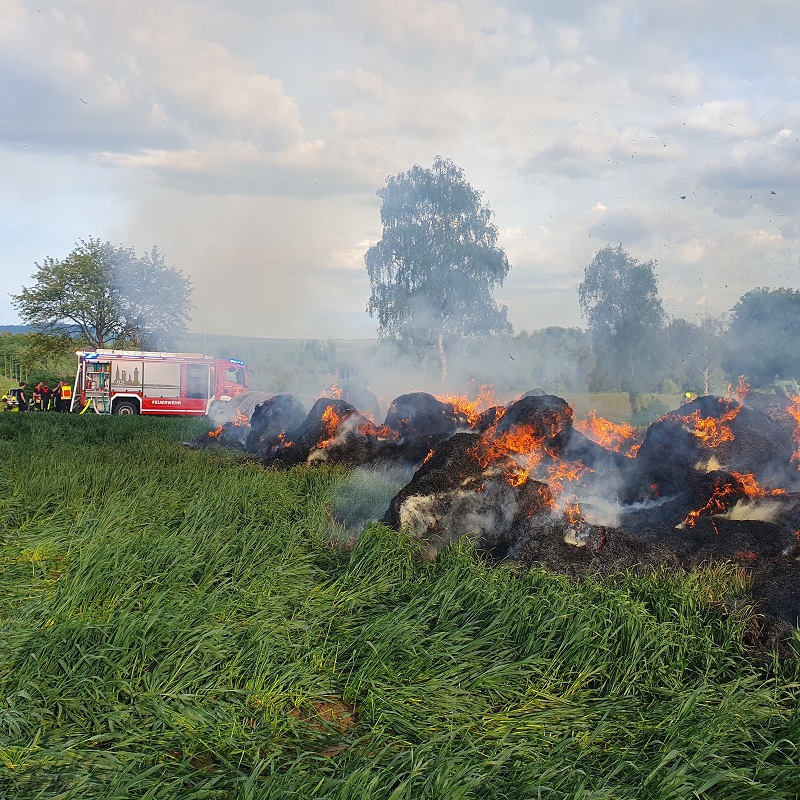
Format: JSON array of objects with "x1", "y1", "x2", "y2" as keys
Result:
[
  {"x1": 587, "y1": 205, "x2": 651, "y2": 245},
  {"x1": 2, "y1": 0, "x2": 800, "y2": 340},
  {"x1": 680, "y1": 100, "x2": 763, "y2": 137},
  {"x1": 630, "y1": 69, "x2": 703, "y2": 100},
  {"x1": 701, "y1": 126, "x2": 800, "y2": 192},
  {"x1": 521, "y1": 123, "x2": 680, "y2": 180},
  {"x1": 329, "y1": 69, "x2": 384, "y2": 101}
]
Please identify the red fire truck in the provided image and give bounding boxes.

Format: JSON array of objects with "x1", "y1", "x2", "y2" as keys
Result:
[{"x1": 72, "y1": 350, "x2": 250, "y2": 415}]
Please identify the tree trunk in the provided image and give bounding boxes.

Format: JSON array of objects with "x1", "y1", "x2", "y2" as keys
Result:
[{"x1": 438, "y1": 330, "x2": 447, "y2": 383}]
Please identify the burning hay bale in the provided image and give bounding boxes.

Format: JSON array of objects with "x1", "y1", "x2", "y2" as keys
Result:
[
  {"x1": 245, "y1": 394, "x2": 307, "y2": 454},
  {"x1": 260, "y1": 397, "x2": 414, "y2": 469},
  {"x1": 249, "y1": 391, "x2": 473, "y2": 470},
  {"x1": 190, "y1": 407, "x2": 253, "y2": 449},
  {"x1": 382, "y1": 433, "x2": 553, "y2": 559},
  {"x1": 378, "y1": 391, "x2": 800, "y2": 625},
  {"x1": 626, "y1": 396, "x2": 795, "y2": 502},
  {"x1": 384, "y1": 391, "x2": 470, "y2": 438},
  {"x1": 379, "y1": 394, "x2": 628, "y2": 561},
  {"x1": 260, "y1": 398, "x2": 361, "y2": 467},
  {"x1": 195, "y1": 382, "x2": 800, "y2": 627},
  {"x1": 340, "y1": 386, "x2": 380, "y2": 422}
]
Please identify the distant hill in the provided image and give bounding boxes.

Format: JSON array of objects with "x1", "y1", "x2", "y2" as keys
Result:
[{"x1": 0, "y1": 325, "x2": 32, "y2": 335}]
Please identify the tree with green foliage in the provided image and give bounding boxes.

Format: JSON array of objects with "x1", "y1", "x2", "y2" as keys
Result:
[
  {"x1": 662, "y1": 315, "x2": 725, "y2": 395},
  {"x1": 12, "y1": 238, "x2": 193, "y2": 351},
  {"x1": 578, "y1": 244, "x2": 666, "y2": 392},
  {"x1": 724, "y1": 287, "x2": 800, "y2": 386},
  {"x1": 365, "y1": 157, "x2": 511, "y2": 376}
]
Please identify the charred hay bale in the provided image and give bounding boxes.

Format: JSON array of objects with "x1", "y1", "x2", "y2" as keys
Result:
[
  {"x1": 367, "y1": 432, "x2": 452, "y2": 470},
  {"x1": 619, "y1": 469, "x2": 740, "y2": 535},
  {"x1": 669, "y1": 517, "x2": 790, "y2": 564},
  {"x1": 509, "y1": 519, "x2": 682, "y2": 581},
  {"x1": 510, "y1": 499, "x2": 800, "y2": 629},
  {"x1": 492, "y1": 394, "x2": 574, "y2": 453},
  {"x1": 623, "y1": 395, "x2": 796, "y2": 503},
  {"x1": 743, "y1": 391, "x2": 800, "y2": 444},
  {"x1": 341, "y1": 387, "x2": 380, "y2": 422},
  {"x1": 667, "y1": 396, "x2": 792, "y2": 478},
  {"x1": 245, "y1": 394, "x2": 307, "y2": 453},
  {"x1": 382, "y1": 432, "x2": 552, "y2": 558},
  {"x1": 192, "y1": 416, "x2": 253, "y2": 449},
  {"x1": 620, "y1": 415, "x2": 699, "y2": 503},
  {"x1": 384, "y1": 392, "x2": 468, "y2": 438},
  {"x1": 185, "y1": 426, "x2": 237, "y2": 450},
  {"x1": 207, "y1": 391, "x2": 273, "y2": 426},
  {"x1": 307, "y1": 411, "x2": 389, "y2": 467},
  {"x1": 260, "y1": 397, "x2": 357, "y2": 467},
  {"x1": 385, "y1": 432, "x2": 485, "y2": 502},
  {"x1": 776, "y1": 494, "x2": 800, "y2": 547},
  {"x1": 631, "y1": 513, "x2": 800, "y2": 629}
]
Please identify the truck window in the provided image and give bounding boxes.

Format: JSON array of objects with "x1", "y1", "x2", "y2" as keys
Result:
[
  {"x1": 226, "y1": 367, "x2": 247, "y2": 386},
  {"x1": 186, "y1": 364, "x2": 211, "y2": 399}
]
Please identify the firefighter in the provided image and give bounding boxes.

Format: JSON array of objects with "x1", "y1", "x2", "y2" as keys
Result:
[
  {"x1": 41, "y1": 383, "x2": 53, "y2": 411},
  {"x1": 17, "y1": 382, "x2": 28, "y2": 412},
  {"x1": 57, "y1": 381, "x2": 72, "y2": 413}
]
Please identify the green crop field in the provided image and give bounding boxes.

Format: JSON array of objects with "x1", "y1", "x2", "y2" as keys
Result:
[{"x1": 1, "y1": 413, "x2": 798, "y2": 799}]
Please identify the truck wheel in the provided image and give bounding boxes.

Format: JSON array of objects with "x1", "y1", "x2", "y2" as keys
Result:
[{"x1": 113, "y1": 400, "x2": 139, "y2": 416}]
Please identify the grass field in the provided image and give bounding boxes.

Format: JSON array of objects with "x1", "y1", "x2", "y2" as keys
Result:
[{"x1": 1, "y1": 413, "x2": 799, "y2": 799}]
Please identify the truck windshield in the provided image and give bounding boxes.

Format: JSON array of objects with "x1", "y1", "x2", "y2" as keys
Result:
[{"x1": 226, "y1": 367, "x2": 247, "y2": 386}]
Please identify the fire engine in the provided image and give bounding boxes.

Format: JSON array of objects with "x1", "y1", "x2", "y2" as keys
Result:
[{"x1": 72, "y1": 350, "x2": 250, "y2": 415}]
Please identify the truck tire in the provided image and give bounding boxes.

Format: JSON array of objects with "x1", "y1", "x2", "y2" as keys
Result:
[{"x1": 113, "y1": 400, "x2": 139, "y2": 416}]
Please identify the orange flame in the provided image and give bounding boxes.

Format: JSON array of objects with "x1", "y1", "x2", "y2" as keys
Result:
[
  {"x1": 231, "y1": 408, "x2": 250, "y2": 427},
  {"x1": 727, "y1": 375, "x2": 750, "y2": 402},
  {"x1": 575, "y1": 411, "x2": 641, "y2": 457},
  {"x1": 506, "y1": 464, "x2": 530, "y2": 487},
  {"x1": 788, "y1": 394, "x2": 800, "y2": 468},
  {"x1": 470, "y1": 404, "x2": 575, "y2": 494},
  {"x1": 546, "y1": 460, "x2": 593, "y2": 499},
  {"x1": 327, "y1": 382, "x2": 343, "y2": 400},
  {"x1": 316, "y1": 402, "x2": 403, "y2": 449},
  {"x1": 682, "y1": 472, "x2": 786, "y2": 528},
  {"x1": 208, "y1": 425, "x2": 224, "y2": 438},
  {"x1": 317, "y1": 405, "x2": 347, "y2": 448},
  {"x1": 674, "y1": 399, "x2": 741, "y2": 447},
  {"x1": 474, "y1": 425, "x2": 549, "y2": 472},
  {"x1": 437, "y1": 384, "x2": 498, "y2": 427},
  {"x1": 732, "y1": 471, "x2": 786, "y2": 499},
  {"x1": 356, "y1": 420, "x2": 400, "y2": 441},
  {"x1": 564, "y1": 498, "x2": 585, "y2": 525}
]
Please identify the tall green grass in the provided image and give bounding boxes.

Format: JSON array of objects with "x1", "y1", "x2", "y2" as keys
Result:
[{"x1": 0, "y1": 413, "x2": 798, "y2": 798}]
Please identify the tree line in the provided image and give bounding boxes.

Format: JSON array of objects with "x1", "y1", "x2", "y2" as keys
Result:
[
  {"x1": 8, "y1": 158, "x2": 800, "y2": 396},
  {"x1": 364, "y1": 157, "x2": 800, "y2": 393}
]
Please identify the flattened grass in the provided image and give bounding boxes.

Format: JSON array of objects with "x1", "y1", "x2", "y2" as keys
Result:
[{"x1": 0, "y1": 412, "x2": 798, "y2": 798}]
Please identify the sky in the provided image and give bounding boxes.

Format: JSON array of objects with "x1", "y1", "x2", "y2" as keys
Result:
[{"x1": 1, "y1": 0, "x2": 798, "y2": 339}]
